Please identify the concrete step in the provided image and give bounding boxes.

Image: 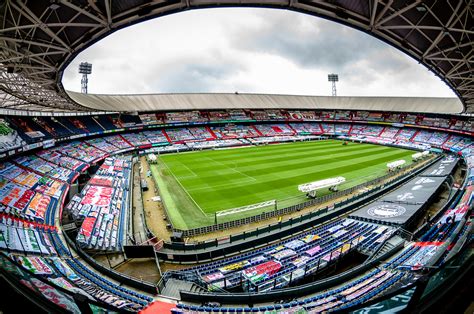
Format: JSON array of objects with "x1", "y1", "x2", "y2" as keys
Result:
[{"x1": 161, "y1": 278, "x2": 194, "y2": 299}]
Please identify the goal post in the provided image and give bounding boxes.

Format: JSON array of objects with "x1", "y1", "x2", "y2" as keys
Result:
[{"x1": 214, "y1": 200, "x2": 277, "y2": 224}]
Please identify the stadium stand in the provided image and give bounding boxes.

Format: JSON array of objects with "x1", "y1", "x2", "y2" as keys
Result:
[
  {"x1": 0, "y1": 109, "x2": 471, "y2": 313},
  {"x1": 68, "y1": 156, "x2": 132, "y2": 252}
]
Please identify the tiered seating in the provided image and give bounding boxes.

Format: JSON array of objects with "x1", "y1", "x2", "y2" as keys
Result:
[
  {"x1": 186, "y1": 139, "x2": 244, "y2": 150},
  {"x1": 380, "y1": 127, "x2": 400, "y2": 138},
  {"x1": 6, "y1": 251, "x2": 152, "y2": 311},
  {"x1": 118, "y1": 114, "x2": 142, "y2": 127},
  {"x1": 41, "y1": 117, "x2": 76, "y2": 137},
  {"x1": 384, "y1": 113, "x2": 401, "y2": 122},
  {"x1": 57, "y1": 117, "x2": 89, "y2": 134},
  {"x1": 254, "y1": 124, "x2": 295, "y2": 136},
  {"x1": 352, "y1": 111, "x2": 370, "y2": 121},
  {"x1": 402, "y1": 114, "x2": 419, "y2": 124},
  {"x1": 8, "y1": 117, "x2": 52, "y2": 141},
  {"x1": 103, "y1": 135, "x2": 134, "y2": 150},
  {"x1": 178, "y1": 219, "x2": 390, "y2": 293},
  {"x1": 450, "y1": 138, "x2": 472, "y2": 152},
  {"x1": 0, "y1": 216, "x2": 57, "y2": 254},
  {"x1": 139, "y1": 113, "x2": 163, "y2": 125},
  {"x1": 351, "y1": 125, "x2": 383, "y2": 137},
  {"x1": 320, "y1": 123, "x2": 335, "y2": 134},
  {"x1": 174, "y1": 269, "x2": 405, "y2": 313},
  {"x1": 58, "y1": 142, "x2": 107, "y2": 163},
  {"x1": 228, "y1": 110, "x2": 251, "y2": 120},
  {"x1": 267, "y1": 110, "x2": 286, "y2": 120},
  {"x1": 143, "y1": 144, "x2": 188, "y2": 155},
  {"x1": 395, "y1": 128, "x2": 416, "y2": 141},
  {"x1": 412, "y1": 130, "x2": 432, "y2": 143},
  {"x1": 250, "y1": 110, "x2": 269, "y2": 120},
  {"x1": 367, "y1": 112, "x2": 384, "y2": 121},
  {"x1": 95, "y1": 115, "x2": 119, "y2": 130},
  {"x1": 364, "y1": 125, "x2": 383, "y2": 136},
  {"x1": 165, "y1": 111, "x2": 206, "y2": 123},
  {"x1": 0, "y1": 167, "x2": 60, "y2": 224},
  {"x1": 15, "y1": 155, "x2": 76, "y2": 183},
  {"x1": 121, "y1": 132, "x2": 151, "y2": 147},
  {"x1": 64, "y1": 258, "x2": 152, "y2": 310},
  {"x1": 36, "y1": 150, "x2": 88, "y2": 172},
  {"x1": 187, "y1": 127, "x2": 213, "y2": 140},
  {"x1": 80, "y1": 116, "x2": 104, "y2": 133},
  {"x1": 211, "y1": 124, "x2": 258, "y2": 139},
  {"x1": 31, "y1": 117, "x2": 65, "y2": 138},
  {"x1": 0, "y1": 119, "x2": 26, "y2": 153},
  {"x1": 426, "y1": 131, "x2": 449, "y2": 146},
  {"x1": 450, "y1": 119, "x2": 465, "y2": 130},
  {"x1": 208, "y1": 111, "x2": 231, "y2": 121},
  {"x1": 1, "y1": 162, "x2": 67, "y2": 224},
  {"x1": 335, "y1": 124, "x2": 351, "y2": 134},
  {"x1": 67, "y1": 157, "x2": 131, "y2": 252},
  {"x1": 85, "y1": 138, "x2": 122, "y2": 154},
  {"x1": 165, "y1": 128, "x2": 195, "y2": 142},
  {"x1": 442, "y1": 135, "x2": 462, "y2": 149},
  {"x1": 334, "y1": 111, "x2": 351, "y2": 120},
  {"x1": 421, "y1": 117, "x2": 449, "y2": 128},
  {"x1": 319, "y1": 111, "x2": 334, "y2": 120},
  {"x1": 290, "y1": 123, "x2": 322, "y2": 134},
  {"x1": 142, "y1": 130, "x2": 169, "y2": 144},
  {"x1": 288, "y1": 111, "x2": 317, "y2": 121}
]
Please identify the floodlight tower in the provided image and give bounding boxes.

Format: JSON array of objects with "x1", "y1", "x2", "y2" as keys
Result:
[
  {"x1": 78, "y1": 62, "x2": 92, "y2": 94},
  {"x1": 328, "y1": 73, "x2": 339, "y2": 96}
]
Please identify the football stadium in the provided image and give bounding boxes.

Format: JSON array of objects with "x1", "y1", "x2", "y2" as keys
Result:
[{"x1": 0, "y1": 1, "x2": 473, "y2": 314}]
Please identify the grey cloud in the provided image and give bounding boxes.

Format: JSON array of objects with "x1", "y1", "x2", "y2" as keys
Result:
[
  {"x1": 152, "y1": 58, "x2": 245, "y2": 93},
  {"x1": 228, "y1": 11, "x2": 418, "y2": 82}
]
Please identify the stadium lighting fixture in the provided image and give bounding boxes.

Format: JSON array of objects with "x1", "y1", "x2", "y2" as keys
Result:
[
  {"x1": 328, "y1": 74, "x2": 339, "y2": 96},
  {"x1": 78, "y1": 62, "x2": 92, "y2": 94}
]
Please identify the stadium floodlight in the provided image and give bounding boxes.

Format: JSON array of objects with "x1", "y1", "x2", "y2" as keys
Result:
[
  {"x1": 387, "y1": 160, "x2": 406, "y2": 171},
  {"x1": 328, "y1": 73, "x2": 339, "y2": 96},
  {"x1": 298, "y1": 176, "x2": 346, "y2": 198},
  {"x1": 78, "y1": 62, "x2": 92, "y2": 94}
]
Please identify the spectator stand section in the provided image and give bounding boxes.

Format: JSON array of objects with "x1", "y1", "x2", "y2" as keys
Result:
[
  {"x1": 0, "y1": 160, "x2": 70, "y2": 226},
  {"x1": 170, "y1": 219, "x2": 393, "y2": 294},
  {"x1": 66, "y1": 156, "x2": 132, "y2": 253}
]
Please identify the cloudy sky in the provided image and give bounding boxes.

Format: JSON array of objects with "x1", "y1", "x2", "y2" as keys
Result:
[{"x1": 62, "y1": 8, "x2": 456, "y2": 98}]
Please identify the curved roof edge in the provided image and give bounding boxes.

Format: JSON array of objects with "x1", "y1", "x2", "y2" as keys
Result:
[{"x1": 67, "y1": 91, "x2": 463, "y2": 114}]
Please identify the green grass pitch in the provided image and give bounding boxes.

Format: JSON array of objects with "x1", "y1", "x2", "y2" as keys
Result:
[{"x1": 150, "y1": 140, "x2": 414, "y2": 230}]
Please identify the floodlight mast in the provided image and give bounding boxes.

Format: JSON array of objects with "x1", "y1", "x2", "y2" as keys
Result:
[
  {"x1": 78, "y1": 62, "x2": 92, "y2": 94},
  {"x1": 328, "y1": 73, "x2": 339, "y2": 96}
]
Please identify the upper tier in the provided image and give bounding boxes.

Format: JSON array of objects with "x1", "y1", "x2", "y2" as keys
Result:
[{"x1": 0, "y1": 108, "x2": 472, "y2": 160}]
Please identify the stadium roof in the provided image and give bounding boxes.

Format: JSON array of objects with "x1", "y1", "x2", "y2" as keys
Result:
[
  {"x1": 68, "y1": 91, "x2": 463, "y2": 113},
  {"x1": 0, "y1": 1, "x2": 472, "y2": 113}
]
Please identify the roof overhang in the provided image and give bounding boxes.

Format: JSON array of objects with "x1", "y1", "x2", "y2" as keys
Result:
[{"x1": 67, "y1": 91, "x2": 464, "y2": 114}]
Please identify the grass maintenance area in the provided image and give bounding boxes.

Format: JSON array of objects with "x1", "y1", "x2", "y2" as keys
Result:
[{"x1": 150, "y1": 140, "x2": 414, "y2": 230}]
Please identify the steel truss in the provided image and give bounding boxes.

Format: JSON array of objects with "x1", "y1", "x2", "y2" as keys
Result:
[{"x1": 0, "y1": 0, "x2": 472, "y2": 113}]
